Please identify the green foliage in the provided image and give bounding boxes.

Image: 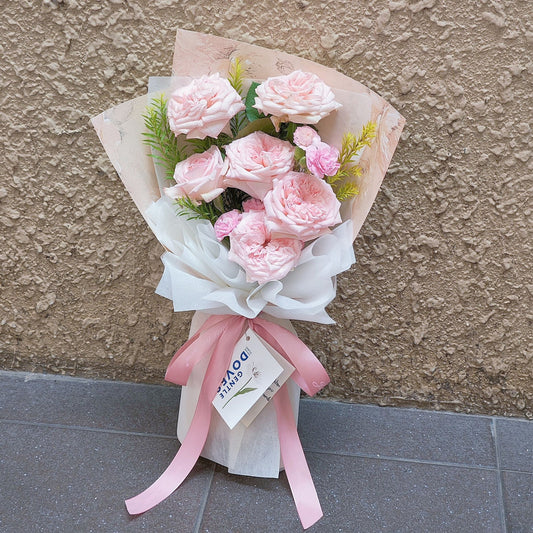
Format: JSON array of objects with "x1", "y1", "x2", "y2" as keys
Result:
[
  {"x1": 142, "y1": 95, "x2": 185, "y2": 180},
  {"x1": 228, "y1": 57, "x2": 245, "y2": 95},
  {"x1": 234, "y1": 117, "x2": 276, "y2": 139},
  {"x1": 326, "y1": 162, "x2": 362, "y2": 185},
  {"x1": 222, "y1": 187, "x2": 251, "y2": 212},
  {"x1": 337, "y1": 121, "x2": 377, "y2": 166},
  {"x1": 245, "y1": 82, "x2": 266, "y2": 123},
  {"x1": 279, "y1": 121, "x2": 298, "y2": 142},
  {"x1": 185, "y1": 137, "x2": 216, "y2": 154},
  {"x1": 335, "y1": 182, "x2": 360, "y2": 201},
  {"x1": 186, "y1": 133, "x2": 233, "y2": 154},
  {"x1": 174, "y1": 187, "x2": 249, "y2": 225},
  {"x1": 174, "y1": 197, "x2": 222, "y2": 224},
  {"x1": 294, "y1": 146, "x2": 307, "y2": 171},
  {"x1": 326, "y1": 120, "x2": 377, "y2": 201},
  {"x1": 227, "y1": 57, "x2": 250, "y2": 137},
  {"x1": 230, "y1": 111, "x2": 248, "y2": 138}
]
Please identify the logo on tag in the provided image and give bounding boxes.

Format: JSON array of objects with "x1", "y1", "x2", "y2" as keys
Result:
[{"x1": 212, "y1": 328, "x2": 294, "y2": 429}]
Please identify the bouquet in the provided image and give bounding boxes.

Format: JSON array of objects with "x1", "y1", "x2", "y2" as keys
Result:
[{"x1": 92, "y1": 29, "x2": 404, "y2": 530}]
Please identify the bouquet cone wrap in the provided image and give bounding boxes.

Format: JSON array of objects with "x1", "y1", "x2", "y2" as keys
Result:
[{"x1": 91, "y1": 29, "x2": 404, "y2": 528}]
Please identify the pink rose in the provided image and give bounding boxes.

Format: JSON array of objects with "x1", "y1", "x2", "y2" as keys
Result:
[
  {"x1": 167, "y1": 73, "x2": 245, "y2": 139},
  {"x1": 253, "y1": 70, "x2": 342, "y2": 125},
  {"x1": 224, "y1": 132, "x2": 295, "y2": 199},
  {"x1": 263, "y1": 172, "x2": 341, "y2": 242},
  {"x1": 293, "y1": 126, "x2": 321, "y2": 149},
  {"x1": 305, "y1": 141, "x2": 341, "y2": 178},
  {"x1": 228, "y1": 210, "x2": 303, "y2": 284},
  {"x1": 164, "y1": 146, "x2": 225, "y2": 204},
  {"x1": 242, "y1": 198, "x2": 265, "y2": 212},
  {"x1": 214, "y1": 209, "x2": 242, "y2": 240}
]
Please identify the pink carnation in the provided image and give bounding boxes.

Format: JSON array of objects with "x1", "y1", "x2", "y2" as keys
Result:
[
  {"x1": 242, "y1": 198, "x2": 265, "y2": 212},
  {"x1": 167, "y1": 73, "x2": 245, "y2": 139},
  {"x1": 214, "y1": 210, "x2": 242, "y2": 240},
  {"x1": 305, "y1": 141, "x2": 341, "y2": 178},
  {"x1": 293, "y1": 126, "x2": 321, "y2": 149},
  {"x1": 164, "y1": 146, "x2": 225, "y2": 204},
  {"x1": 228, "y1": 210, "x2": 303, "y2": 284},
  {"x1": 263, "y1": 172, "x2": 341, "y2": 242},
  {"x1": 253, "y1": 70, "x2": 341, "y2": 125},
  {"x1": 224, "y1": 132, "x2": 295, "y2": 199}
]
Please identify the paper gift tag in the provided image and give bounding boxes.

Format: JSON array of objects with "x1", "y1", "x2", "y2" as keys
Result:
[
  {"x1": 240, "y1": 337, "x2": 295, "y2": 427},
  {"x1": 212, "y1": 328, "x2": 290, "y2": 429}
]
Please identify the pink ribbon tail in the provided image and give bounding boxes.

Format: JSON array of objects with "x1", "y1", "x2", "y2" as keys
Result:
[
  {"x1": 274, "y1": 384, "x2": 323, "y2": 530},
  {"x1": 125, "y1": 316, "x2": 245, "y2": 514}
]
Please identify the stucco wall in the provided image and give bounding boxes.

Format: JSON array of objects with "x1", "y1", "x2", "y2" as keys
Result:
[{"x1": 1, "y1": 0, "x2": 531, "y2": 417}]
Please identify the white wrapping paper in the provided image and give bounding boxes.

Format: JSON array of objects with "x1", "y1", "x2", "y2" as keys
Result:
[{"x1": 145, "y1": 197, "x2": 355, "y2": 324}]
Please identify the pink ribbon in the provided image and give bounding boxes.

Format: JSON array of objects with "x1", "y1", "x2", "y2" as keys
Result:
[{"x1": 125, "y1": 314, "x2": 329, "y2": 530}]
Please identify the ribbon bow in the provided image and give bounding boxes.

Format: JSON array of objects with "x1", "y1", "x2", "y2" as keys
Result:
[{"x1": 125, "y1": 314, "x2": 330, "y2": 529}]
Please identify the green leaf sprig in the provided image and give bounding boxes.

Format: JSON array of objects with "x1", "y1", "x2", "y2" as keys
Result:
[
  {"x1": 173, "y1": 188, "x2": 250, "y2": 224},
  {"x1": 227, "y1": 56, "x2": 245, "y2": 95},
  {"x1": 173, "y1": 197, "x2": 223, "y2": 224},
  {"x1": 142, "y1": 94, "x2": 185, "y2": 180},
  {"x1": 326, "y1": 121, "x2": 377, "y2": 201},
  {"x1": 186, "y1": 133, "x2": 233, "y2": 154},
  {"x1": 244, "y1": 81, "x2": 266, "y2": 123},
  {"x1": 228, "y1": 57, "x2": 249, "y2": 137}
]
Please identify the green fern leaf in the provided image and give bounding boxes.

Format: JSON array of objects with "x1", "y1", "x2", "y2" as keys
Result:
[
  {"x1": 142, "y1": 95, "x2": 185, "y2": 179},
  {"x1": 334, "y1": 182, "x2": 360, "y2": 201},
  {"x1": 228, "y1": 57, "x2": 245, "y2": 95},
  {"x1": 328, "y1": 120, "x2": 377, "y2": 193},
  {"x1": 174, "y1": 197, "x2": 223, "y2": 224}
]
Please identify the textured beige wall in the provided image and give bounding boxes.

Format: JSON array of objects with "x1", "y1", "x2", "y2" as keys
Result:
[{"x1": 1, "y1": 1, "x2": 531, "y2": 417}]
